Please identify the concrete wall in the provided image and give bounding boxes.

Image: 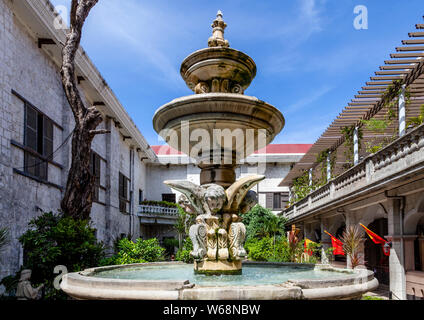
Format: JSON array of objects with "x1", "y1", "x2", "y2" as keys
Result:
[{"x1": 0, "y1": 0, "x2": 147, "y2": 282}]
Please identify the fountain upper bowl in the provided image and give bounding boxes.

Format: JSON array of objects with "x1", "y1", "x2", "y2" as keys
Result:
[{"x1": 180, "y1": 47, "x2": 257, "y2": 92}]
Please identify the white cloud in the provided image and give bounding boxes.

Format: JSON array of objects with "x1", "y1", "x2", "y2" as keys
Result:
[
  {"x1": 285, "y1": 85, "x2": 334, "y2": 115},
  {"x1": 269, "y1": 0, "x2": 327, "y2": 47}
]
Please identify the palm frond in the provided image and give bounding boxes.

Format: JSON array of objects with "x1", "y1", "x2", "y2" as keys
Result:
[
  {"x1": 340, "y1": 225, "x2": 362, "y2": 269},
  {"x1": 0, "y1": 227, "x2": 9, "y2": 251}
]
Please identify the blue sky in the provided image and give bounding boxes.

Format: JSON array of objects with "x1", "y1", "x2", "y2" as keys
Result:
[{"x1": 50, "y1": 0, "x2": 424, "y2": 145}]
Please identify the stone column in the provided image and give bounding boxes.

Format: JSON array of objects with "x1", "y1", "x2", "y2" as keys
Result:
[
  {"x1": 387, "y1": 198, "x2": 406, "y2": 300},
  {"x1": 398, "y1": 84, "x2": 406, "y2": 137},
  {"x1": 354, "y1": 126, "x2": 359, "y2": 166}
]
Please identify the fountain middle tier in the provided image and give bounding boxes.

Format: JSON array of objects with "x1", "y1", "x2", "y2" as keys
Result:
[{"x1": 153, "y1": 93, "x2": 285, "y2": 186}]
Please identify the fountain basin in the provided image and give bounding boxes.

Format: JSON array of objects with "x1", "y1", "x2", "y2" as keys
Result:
[
  {"x1": 153, "y1": 93, "x2": 285, "y2": 161},
  {"x1": 60, "y1": 261, "x2": 378, "y2": 300},
  {"x1": 180, "y1": 47, "x2": 257, "y2": 91}
]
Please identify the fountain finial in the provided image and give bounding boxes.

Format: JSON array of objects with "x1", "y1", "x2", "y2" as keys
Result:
[{"x1": 208, "y1": 10, "x2": 230, "y2": 48}]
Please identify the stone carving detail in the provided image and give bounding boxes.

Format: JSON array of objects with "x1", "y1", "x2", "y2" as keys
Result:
[
  {"x1": 189, "y1": 223, "x2": 207, "y2": 260},
  {"x1": 194, "y1": 82, "x2": 210, "y2": 94},
  {"x1": 231, "y1": 84, "x2": 244, "y2": 94},
  {"x1": 16, "y1": 269, "x2": 44, "y2": 300},
  {"x1": 164, "y1": 175, "x2": 264, "y2": 273},
  {"x1": 208, "y1": 11, "x2": 230, "y2": 48},
  {"x1": 193, "y1": 79, "x2": 244, "y2": 94},
  {"x1": 228, "y1": 216, "x2": 247, "y2": 260}
]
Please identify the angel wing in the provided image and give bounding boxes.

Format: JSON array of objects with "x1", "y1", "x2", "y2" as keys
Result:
[
  {"x1": 163, "y1": 180, "x2": 205, "y2": 214},
  {"x1": 224, "y1": 175, "x2": 265, "y2": 211}
]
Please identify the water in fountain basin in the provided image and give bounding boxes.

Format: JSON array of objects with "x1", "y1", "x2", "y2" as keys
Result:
[{"x1": 92, "y1": 264, "x2": 351, "y2": 287}]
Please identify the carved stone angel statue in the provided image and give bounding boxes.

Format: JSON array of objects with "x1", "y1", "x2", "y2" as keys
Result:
[
  {"x1": 164, "y1": 175, "x2": 264, "y2": 274},
  {"x1": 16, "y1": 269, "x2": 44, "y2": 300}
]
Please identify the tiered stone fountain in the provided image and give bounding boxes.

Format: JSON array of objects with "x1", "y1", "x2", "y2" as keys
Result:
[
  {"x1": 153, "y1": 11, "x2": 285, "y2": 275},
  {"x1": 60, "y1": 12, "x2": 379, "y2": 300}
]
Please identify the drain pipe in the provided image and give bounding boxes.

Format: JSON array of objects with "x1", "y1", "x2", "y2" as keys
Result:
[{"x1": 385, "y1": 191, "x2": 405, "y2": 300}]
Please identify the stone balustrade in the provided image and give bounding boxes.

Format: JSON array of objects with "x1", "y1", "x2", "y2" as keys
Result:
[
  {"x1": 137, "y1": 205, "x2": 179, "y2": 217},
  {"x1": 284, "y1": 123, "x2": 424, "y2": 221}
]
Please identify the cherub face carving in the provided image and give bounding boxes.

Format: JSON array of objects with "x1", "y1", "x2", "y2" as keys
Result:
[{"x1": 204, "y1": 184, "x2": 226, "y2": 214}]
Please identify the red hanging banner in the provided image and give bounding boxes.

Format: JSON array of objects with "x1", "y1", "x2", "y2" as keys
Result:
[
  {"x1": 324, "y1": 231, "x2": 345, "y2": 256},
  {"x1": 360, "y1": 223, "x2": 390, "y2": 256}
]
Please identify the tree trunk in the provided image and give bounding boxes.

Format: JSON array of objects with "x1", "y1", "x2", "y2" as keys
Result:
[{"x1": 60, "y1": 0, "x2": 108, "y2": 220}]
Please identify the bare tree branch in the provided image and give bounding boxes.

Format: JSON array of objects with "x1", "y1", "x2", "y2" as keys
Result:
[
  {"x1": 90, "y1": 129, "x2": 111, "y2": 135},
  {"x1": 60, "y1": 0, "x2": 103, "y2": 220}
]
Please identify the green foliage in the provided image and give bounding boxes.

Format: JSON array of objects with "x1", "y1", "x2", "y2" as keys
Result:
[
  {"x1": 362, "y1": 118, "x2": 389, "y2": 134},
  {"x1": 362, "y1": 295, "x2": 385, "y2": 300},
  {"x1": 0, "y1": 273, "x2": 20, "y2": 298},
  {"x1": 341, "y1": 125, "x2": 363, "y2": 169},
  {"x1": 340, "y1": 225, "x2": 362, "y2": 269},
  {"x1": 175, "y1": 238, "x2": 193, "y2": 263},
  {"x1": 361, "y1": 102, "x2": 398, "y2": 154},
  {"x1": 245, "y1": 236, "x2": 307, "y2": 263},
  {"x1": 163, "y1": 238, "x2": 179, "y2": 255},
  {"x1": 174, "y1": 206, "x2": 196, "y2": 249},
  {"x1": 140, "y1": 200, "x2": 178, "y2": 208},
  {"x1": 105, "y1": 238, "x2": 165, "y2": 265},
  {"x1": 18, "y1": 212, "x2": 105, "y2": 300},
  {"x1": 407, "y1": 104, "x2": 424, "y2": 128},
  {"x1": 316, "y1": 149, "x2": 337, "y2": 183},
  {"x1": 289, "y1": 172, "x2": 314, "y2": 205},
  {"x1": 242, "y1": 205, "x2": 287, "y2": 242}
]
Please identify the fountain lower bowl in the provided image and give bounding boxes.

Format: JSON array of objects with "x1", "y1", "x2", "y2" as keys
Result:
[{"x1": 60, "y1": 261, "x2": 378, "y2": 300}]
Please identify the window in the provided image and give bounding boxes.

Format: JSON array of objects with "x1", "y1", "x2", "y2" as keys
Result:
[
  {"x1": 273, "y1": 193, "x2": 282, "y2": 210},
  {"x1": 119, "y1": 172, "x2": 130, "y2": 213},
  {"x1": 266, "y1": 192, "x2": 290, "y2": 210},
  {"x1": 162, "y1": 193, "x2": 176, "y2": 203},
  {"x1": 90, "y1": 151, "x2": 101, "y2": 202},
  {"x1": 24, "y1": 104, "x2": 53, "y2": 180},
  {"x1": 139, "y1": 189, "x2": 144, "y2": 205}
]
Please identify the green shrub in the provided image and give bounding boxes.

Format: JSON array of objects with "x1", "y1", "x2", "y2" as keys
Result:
[
  {"x1": 102, "y1": 238, "x2": 165, "y2": 265},
  {"x1": 175, "y1": 238, "x2": 193, "y2": 263},
  {"x1": 245, "y1": 237, "x2": 274, "y2": 261},
  {"x1": 18, "y1": 212, "x2": 105, "y2": 300},
  {"x1": 245, "y1": 236, "x2": 311, "y2": 263},
  {"x1": 140, "y1": 200, "x2": 178, "y2": 208},
  {"x1": 243, "y1": 205, "x2": 287, "y2": 242},
  {"x1": 163, "y1": 238, "x2": 179, "y2": 255}
]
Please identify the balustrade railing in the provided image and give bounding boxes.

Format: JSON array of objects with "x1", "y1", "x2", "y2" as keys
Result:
[
  {"x1": 284, "y1": 123, "x2": 424, "y2": 220},
  {"x1": 137, "y1": 205, "x2": 179, "y2": 217}
]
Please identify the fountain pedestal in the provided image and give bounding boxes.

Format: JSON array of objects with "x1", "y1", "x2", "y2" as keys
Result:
[
  {"x1": 194, "y1": 260, "x2": 242, "y2": 275},
  {"x1": 153, "y1": 11, "x2": 285, "y2": 275}
]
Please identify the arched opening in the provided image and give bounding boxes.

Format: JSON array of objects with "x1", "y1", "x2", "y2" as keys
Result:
[{"x1": 364, "y1": 218, "x2": 389, "y2": 285}]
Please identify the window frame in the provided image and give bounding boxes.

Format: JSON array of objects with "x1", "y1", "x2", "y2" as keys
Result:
[
  {"x1": 23, "y1": 103, "x2": 54, "y2": 181},
  {"x1": 162, "y1": 193, "x2": 176, "y2": 203},
  {"x1": 90, "y1": 151, "x2": 101, "y2": 202},
  {"x1": 119, "y1": 172, "x2": 130, "y2": 214}
]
